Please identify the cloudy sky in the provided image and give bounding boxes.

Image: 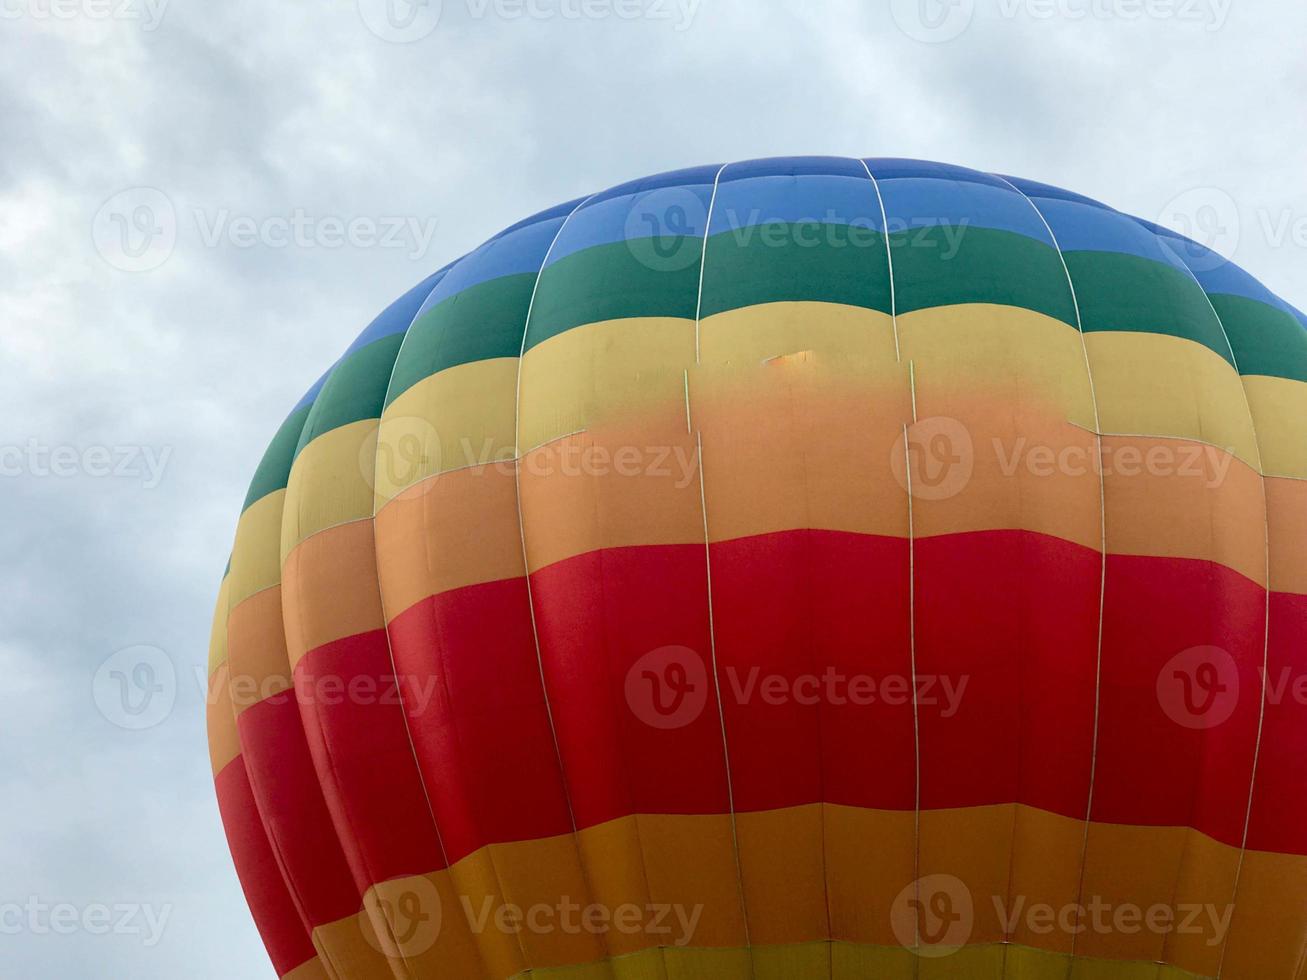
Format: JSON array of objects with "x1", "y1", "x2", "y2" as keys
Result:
[{"x1": 1, "y1": 0, "x2": 1304, "y2": 975}]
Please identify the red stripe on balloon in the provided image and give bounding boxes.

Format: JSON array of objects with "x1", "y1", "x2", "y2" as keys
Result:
[
  {"x1": 213, "y1": 755, "x2": 320, "y2": 976},
  {"x1": 386, "y1": 575, "x2": 576, "y2": 864},
  {"x1": 1089, "y1": 554, "x2": 1265, "y2": 845},
  {"x1": 1245, "y1": 591, "x2": 1307, "y2": 854},
  {"x1": 293, "y1": 629, "x2": 448, "y2": 881},
  {"x1": 711, "y1": 529, "x2": 916, "y2": 813},
  {"x1": 382, "y1": 529, "x2": 1282, "y2": 853},
  {"x1": 914, "y1": 530, "x2": 1100, "y2": 818},
  {"x1": 531, "y1": 543, "x2": 734, "y2": 826},
  {"x1": 237, "y1": 696, "x2": 364, "y2": 927}
]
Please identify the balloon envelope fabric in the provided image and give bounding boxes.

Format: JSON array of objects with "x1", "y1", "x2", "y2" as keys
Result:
[{"x1": 207, "y1": 157, "x2": 1307, "y2": 980}]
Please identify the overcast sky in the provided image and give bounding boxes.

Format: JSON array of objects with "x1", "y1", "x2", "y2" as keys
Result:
[{"x1": 1, "y1": 1, "x2": 1304, "y2": 976}]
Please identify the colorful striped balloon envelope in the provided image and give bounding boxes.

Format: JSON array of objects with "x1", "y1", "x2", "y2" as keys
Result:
[{"x1": 206, "y1": 157, "x2": 1307, "y2": 979}]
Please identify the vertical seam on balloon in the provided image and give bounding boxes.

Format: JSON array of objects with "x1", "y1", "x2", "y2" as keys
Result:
[
  {"x1": 863, "y1": 157, "x2": 920, "y2": 972},
  {"x1": 694, "y1": 428, "x2": 754, "y2": 958},
  {"x1": 228, "y1": 412, "x2": 360, "y2": 980},
  {"x1": 998, "y1": 176, "x2": 1107, "y2": 980},
  {"x1": 1144, "y1": 237, "x2": 1267, "y2": 979},
  {"x1": 511, "y1": 193, "x2": 627, "y2": 978},
  {"x1": 287, "y1": 471, "x2": 410, "y2": 976},
  {"x1": 1157, "y1": 238, "x2": 1270, "y2": 980},
  {"x1": 513, "y1": 192, "x2": 592, "y2": 812},
  {"x1": 899, "y1": 410, "x2": 921, "y2": 973},
  {"x1": 370, "y1": 268, "x2": 497, "y2": 980},
  {"x1": 907, "y1": 360, "x2": 918, "y2": 424},
  {"x1": 859, "y1": 158, "x2": 901, "y2": 363},
  {"x1": 903, "y1": 236, "x2": 919, "y2": 979},
  {"x1": 1295, "y1": 924, "x2": 1307, "y2": 979},
  {"x1": 311, "y1": 930, "x2": 347, "y2": 980},
  {"x1": 370, "y1": 266, "x2": 455, "y2": 870},
  {"x1": 869, "y1": 152, "x2": 921, "y2": 973},
  {"x1": 693, "y1": 164, "x2": 729, "y2": 366},
  {"x1": 281, "y1": 434, "x2": 420, "y2": 980},
  {"x1": 690, "y1": 160, "x2": 757, "y2": 975},
  {"x1": 791, "y1": 167, "x2": 836, "y2": 965}
]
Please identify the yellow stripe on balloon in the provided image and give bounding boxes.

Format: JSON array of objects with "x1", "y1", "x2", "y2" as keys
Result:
[
  {"x1": 1220, "y1": 848, "x2": 1307, "y2": 977},
  {"x1": 228, "y1": 489, "x2": 288, "y2": 611},
  {"x1": 281, "y1": 419, "x2": 379, "y2": 565},
  {"x1": 281, "y1": 956, "x2": 331, "y2": 980},
  {"x1": 897, "y1": 303, "x2": 1097, "y2": 431},
  {"x1": 309, "y1": 911, "x2": 401, "y2": 980},
  {"x1": 1241, "y1": 375, "x2": 1307, "y2": 480},
  {"x1": 359, "y1": 872, "x2": 490, "y2": 979},
  {"x1": 497, "y1": 940, "x2": 1220, "y2": 980},
  {"x1": 374, "y1": 356, "x2": 519, "y2": 507},
  {"x1": 518, "y1": 316, "x2": 695, "y2": 454},
  {"x1": 208, "y1": 573, "x2": 231, "y2": 677},
  {"x1": 698, "y1": 301, "x2": 897, "y2": 369},
  {"x1": 1084, "y1": 331, "x2": 1261, "y2": 470}
]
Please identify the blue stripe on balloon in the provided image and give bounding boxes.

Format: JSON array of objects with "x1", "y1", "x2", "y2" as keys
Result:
[
  {"x1": 415, "y1": 210, "x2": 569, "y2": 315},
  {"x1": 341, "y1": 267, "x2": 452, "y2": 357},
  {"x1": 874, "y1": 175, "x2": 1053, "y2": 243},
  {"x1": 545, "y1": 178, "x2": 717, "y2": 267},
  {"x1": 708, "y1": 174, "x2": 887, "y2": 235},
  {"x1": 1037, "y1": 199, "x2": 1189, "y2": 271}
]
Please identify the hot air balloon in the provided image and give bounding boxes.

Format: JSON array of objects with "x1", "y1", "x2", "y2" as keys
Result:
[{"x1": 207, "y1": 157, "x2": 1307, "y2": 979}]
